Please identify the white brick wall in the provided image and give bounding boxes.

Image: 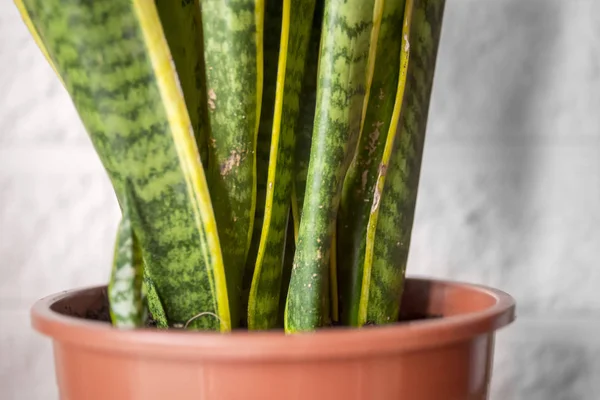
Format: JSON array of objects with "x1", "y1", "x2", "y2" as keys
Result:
[{"x1": 1, "y1": 0, "x2": 599, "y2": 399}]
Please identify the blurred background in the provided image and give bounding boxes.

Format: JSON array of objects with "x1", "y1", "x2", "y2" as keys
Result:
[{"x1": 1, "y1": 0, "x2": 599, "y2": 398}]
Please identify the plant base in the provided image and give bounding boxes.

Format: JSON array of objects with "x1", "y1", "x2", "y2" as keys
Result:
[{"x1": 31, "y1": 277, "x2": 515, "y2": 400}]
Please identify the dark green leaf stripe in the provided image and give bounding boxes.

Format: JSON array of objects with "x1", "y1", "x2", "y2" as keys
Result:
[
  {"x1": 155, "y1": 0, "x2": 210, "y2": 165},
  {"x1": 364, "y1": 0, "x2": 445, "y2": 325},
  {"x1": 285, "y1": 0, "x2": 376, "y2": 333},
  {"x1": 200, "y1": 0, "x2": 263, "y2": 328},
  {"x1": 20, "y1": 0, "x2": 230, "y2": 331},
  {"x1": 108, "y1": 195, "x2": 145, "y2": 328},
  {"x1": 248, "y1": 0, "x2": 317, "y2": 330},
  {"x1": 337, "y1": 0, "x2": 406, "y2": 326}
]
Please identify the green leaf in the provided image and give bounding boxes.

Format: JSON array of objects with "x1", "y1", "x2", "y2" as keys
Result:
[
  {"x1": 200, "y1": 0, "x2": 263, "y2": 328},
  {"x1": 243, "y1": 0, "x2": 283, "y2": 329},
  {"x1": 108, "y1": 193, "x2": 145, "y2": 328},
  {"x1": 290, "y1": 5, "x2": 321, "y2": 236},
  {"x1": 337, "y1": 0, "x2": 407, "y2": 326},
  {"x1": 277, "y1": 211, "x2": 295, "y2": 327},
  {"x1": 285, "y1": 0, "x2": 377, "y2": 333},
  {"x1": 14, "y1": 0, "x2": 64, "y2": 87},
  {"x1": 155, "y1": 0, "x2": 210, "y2": 165},
  {"x1": 247, "y1": 0, "x2": 317, "y2": 330},
  {"x1": 361, "y1": 0, "x2": 446, "y2": 325},
  {"x1": 143, "y1": 269, "x2": 169, "y2": 328},
  {"x1": 329, "y1": 225, "x2": 338, "y2": 322},
  {"x1": 18, "y1": 0, "x2": 230, "y2": 331}
]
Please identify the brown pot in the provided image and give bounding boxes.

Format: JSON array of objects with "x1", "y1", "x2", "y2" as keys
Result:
[{"x1": 31, "y1": 277, "x2": 515, "y2": 400}]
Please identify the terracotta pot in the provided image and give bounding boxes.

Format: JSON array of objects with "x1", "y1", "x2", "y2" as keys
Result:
[{"x1": 31, "y1": 277, "x2": 515, "y2": 400}]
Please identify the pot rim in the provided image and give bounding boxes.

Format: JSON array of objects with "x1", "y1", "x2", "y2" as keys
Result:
[{"x1": 31, "y1": 276, "x2": 515, "y2": 361}]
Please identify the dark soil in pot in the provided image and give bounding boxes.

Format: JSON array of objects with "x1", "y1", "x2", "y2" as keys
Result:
[{"x1": 58, "y1": 286, "x2": 442, "y2": 329}]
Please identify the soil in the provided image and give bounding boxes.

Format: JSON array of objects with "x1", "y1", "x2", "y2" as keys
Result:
[
  {"x1": 359, "y1": 312, "x2": 442, "y2": 328},
  {"x1": 398, "y1": 311, "x2": 442, "y2": 322},
  {"x1": 62, "y1": 289, "x2": 441, "y2": 329},
  {"x1": 66, "y1": 293, "x2": 158, "y2": 327},
  {"x1": 84, "y1": 301, "x2": 111, "y2": 322},
  {"x1": 58, "y1": 290, "x2": 112, "y2": 323}
]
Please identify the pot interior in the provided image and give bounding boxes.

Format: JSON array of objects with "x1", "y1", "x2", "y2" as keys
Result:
[{"x1": 49, "y1": 278, "x2": 499, "y2": 326}]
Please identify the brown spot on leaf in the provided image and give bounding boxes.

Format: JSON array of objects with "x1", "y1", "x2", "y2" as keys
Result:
[
  {"x1": 361, "y1": 170, "x2": 369, "y2": 192},
  {"x1": 371, "y1": 187, "x2": 381, "y2": 213},
  {"x1": 378, "y1": 163, "x2": 388, "y2": 177},
  {"x1": 220, "y1": 150, "x2": 242, "y2": 176},
  {"x1": 208, "y1": 89, "x2": 217, "y2": 111},
  {"x1": 368, "y1": 122, "x2": 384, "y2": 157}
]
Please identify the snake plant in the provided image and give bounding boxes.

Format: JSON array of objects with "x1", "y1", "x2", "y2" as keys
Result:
[{"x1": 17, "y1": 0, "x2": 445, "y2": 333}]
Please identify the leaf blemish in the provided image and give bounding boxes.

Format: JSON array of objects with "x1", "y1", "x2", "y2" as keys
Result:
[
  {"x1": 371, "y1": 187, "x2": 381, "y2": 212},
  {"x1": 368, "y1": 122, "x2": 383, "y2": 157},
  {"x1": 220, "y1": 150, "x2": 242, "y2": 176},
  {"x1": 378, "y1": 163, "x2": 388, "y2": 177},
  {"x1": 208, "y1": 89, "x2": 217, "y2": 111},
  {"x1": 361, "y1": 170, "x2": 368, "y2": 191}
]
